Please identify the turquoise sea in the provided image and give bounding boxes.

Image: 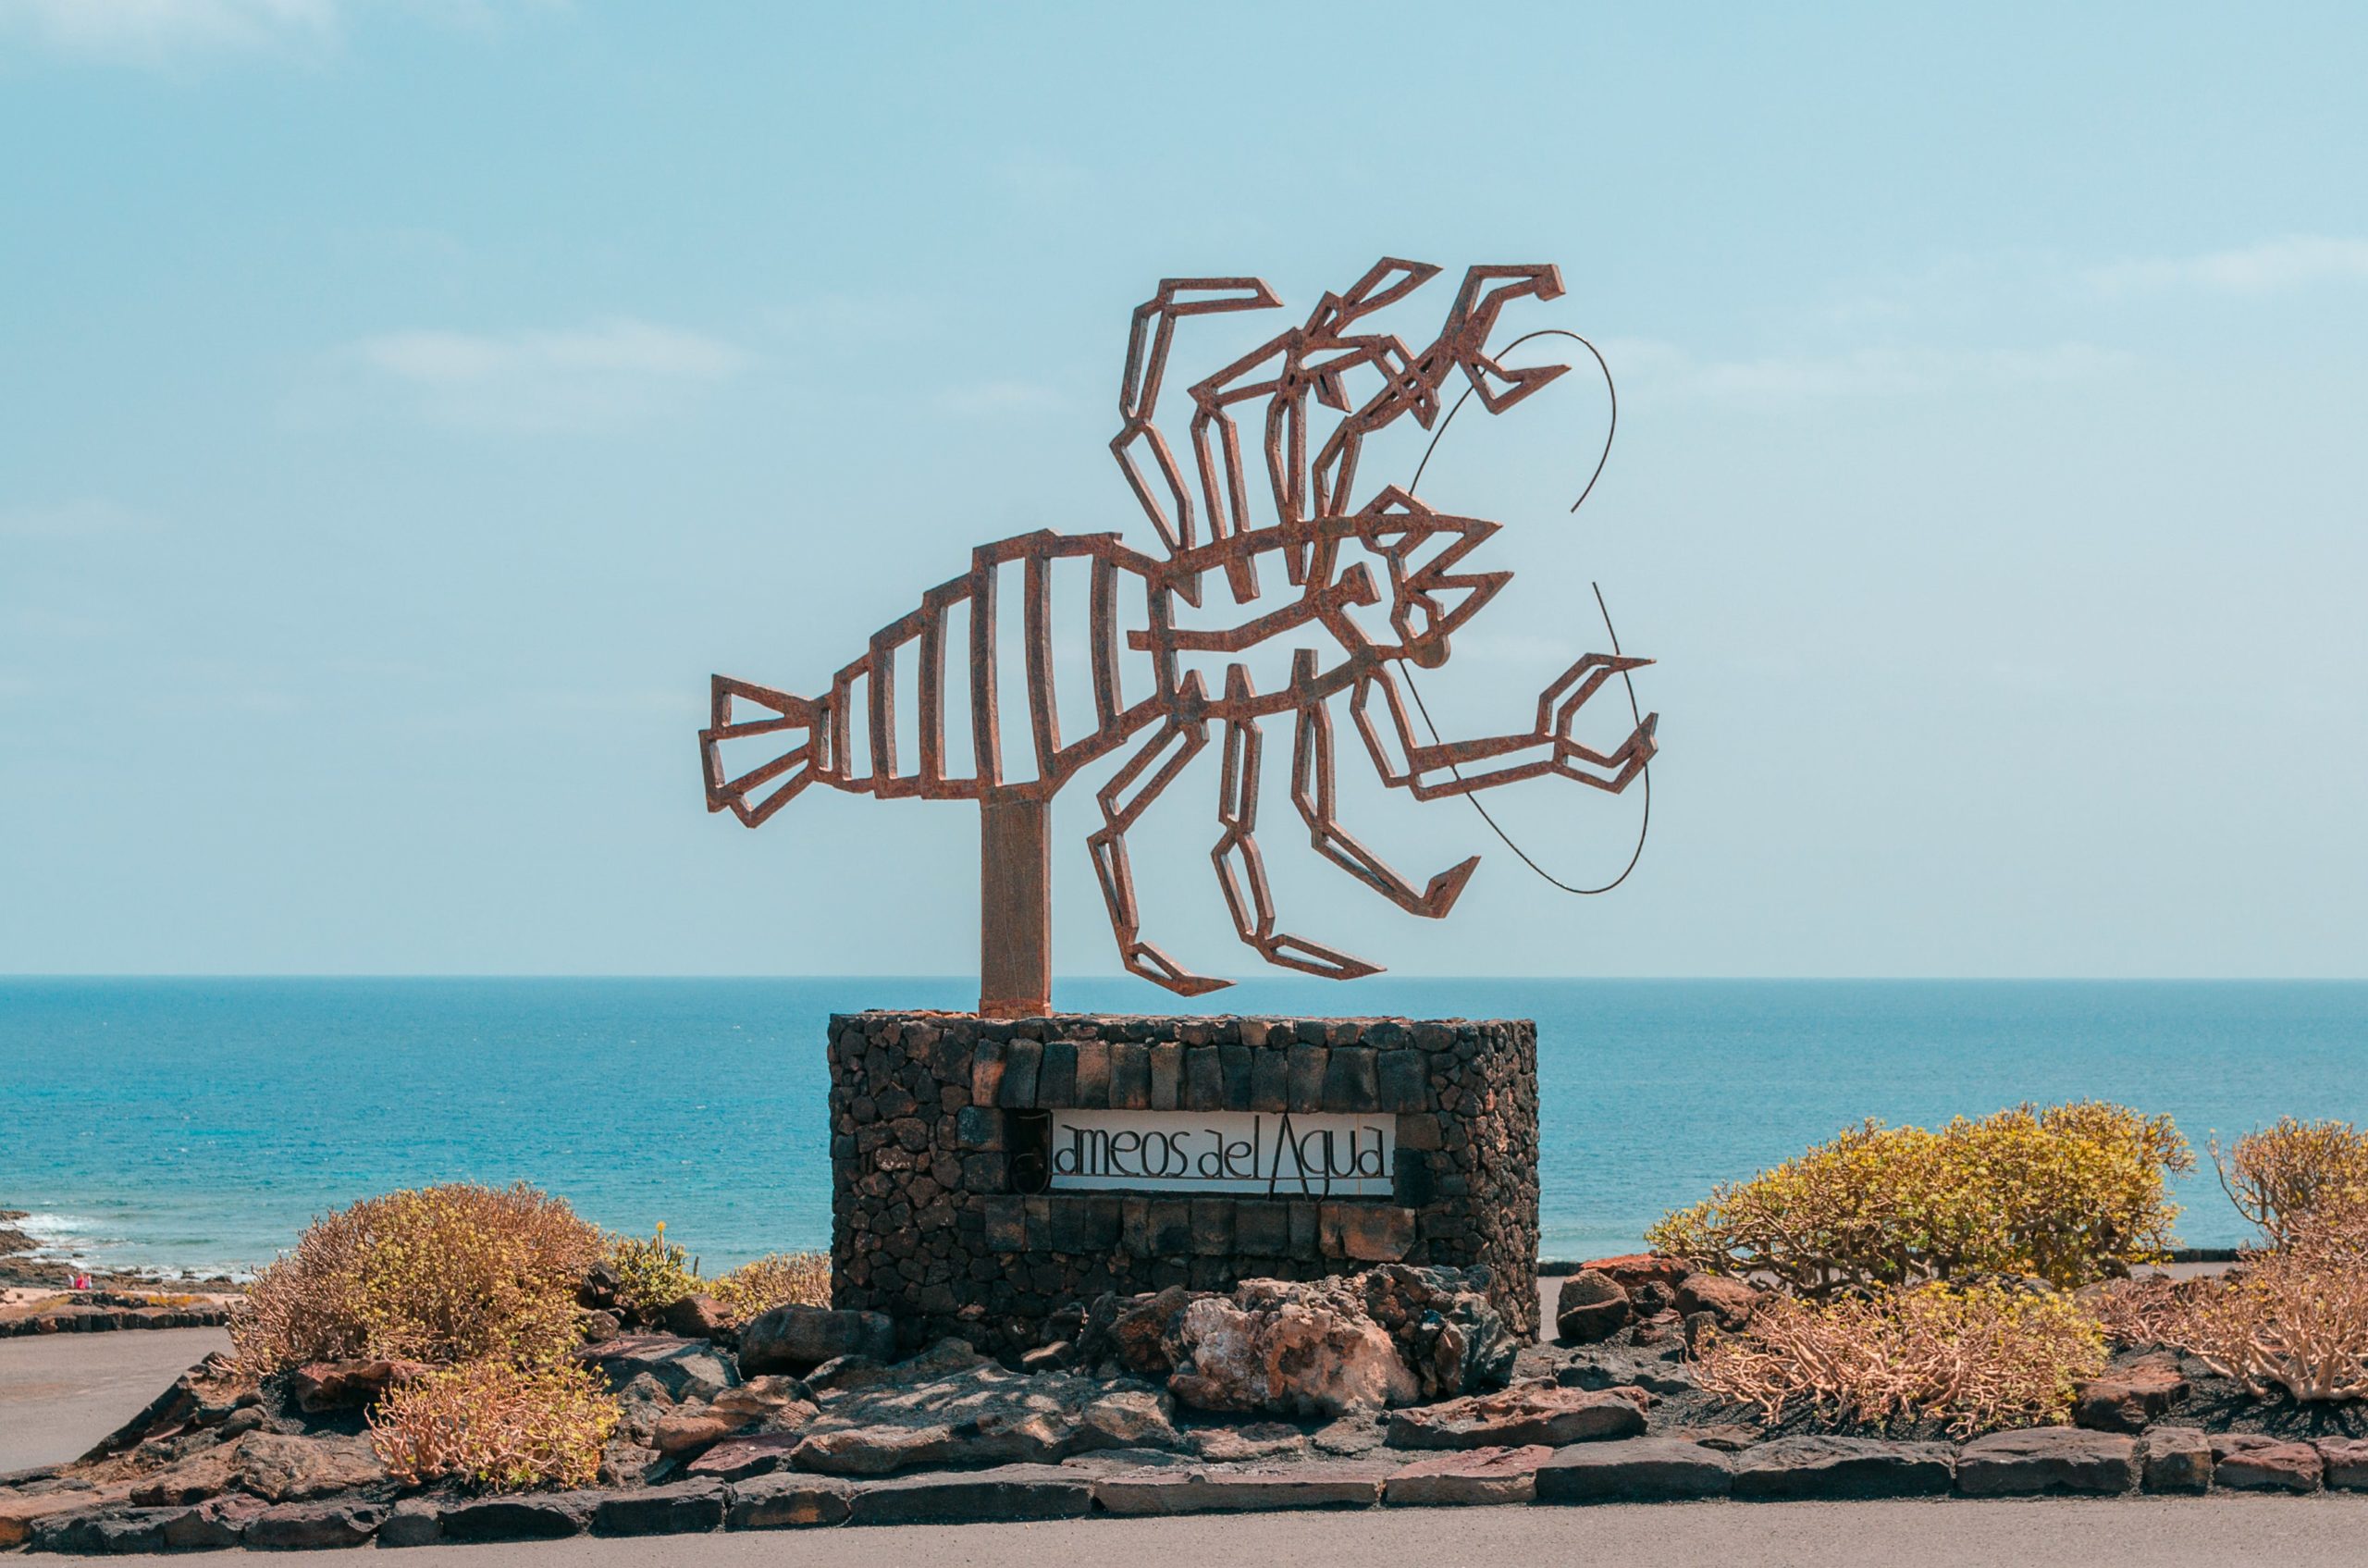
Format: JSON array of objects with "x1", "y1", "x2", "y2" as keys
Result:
[{"x1": 4, "y1": 979, "x2": 2363, "y2": 1278}]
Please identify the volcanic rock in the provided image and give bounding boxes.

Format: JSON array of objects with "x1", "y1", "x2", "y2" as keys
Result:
[
  {"x1": 2140, "y1": 1426, "x2": 2212, "y2": 1493},
  {"x1": 1728, "y1": 1436, "x2": 1955, "y2": 1500},
  {"x1": 232, "y1": 1431, "x2": 389, "y2": 1502},
  {"x1": 1386, "y1": 1384, "x2": 1646, "y2": 1450},
  {"x1": 739, "y1": 1305, "x2": 895, "y2": 1375},
  {"x1": 1534, "y1": 1437, "x2": 1733, "y2": 1502},
  {"x1": 1673, "y1": 1272, "x2": 1759, "y2": 1330},
  {"x1": 2072, "y1": 1355, "x2": 2189, "y2": 1433},
  {"x1": 574, "y1": 1334, "x2": 734, "y2": 1401},
  {"x1": 1955, "y1": 1427, "x2": 2138, "y2": 1496},
  {"x1": 1168, "y1": 1285, "x2": 1414, "y2": 1417},
  {"x1": 287, "y1": 1359, "x2": 429, "y2": 1414},
  {"x1": 1554, "y1": 1272, "x2": 1630, "y2": 1343},
  {"x1": 1385, "y1": 1445, "x2": 1552, "y2": 1506}
]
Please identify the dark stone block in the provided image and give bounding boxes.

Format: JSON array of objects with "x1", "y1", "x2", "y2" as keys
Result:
[
  {"x1": 1234, "y1": 1200, "x2": 1290, "y2": 1254},
  {"x1": 983, "y1": 1195, "x2": 1026, "y2": 1252},
  {"x1": 1218, "y1": 1044, "x2": 1253, "y2": 1108},
  {"x1": 1956, "y1": 1429, "x2": 2137, "y2": 1497},
  {"x1": 1535, "y1": 1438, "x2": 1731, "y2": 1502},
  {"x1": 1287, "y1": 1043, "x2": 1328, "y2": 1110},
  {"x1": 1038, "y1": 1040, "x2": 1079, "y2": 1106},
  {"x1": 1190, "y1": 1198, "x2": 1234, "y2": 1255},
  {"x1": 997, "y1": 1041, "x2": 1042, "y2": 1108},
  {"x1": 1392, "y1": 1149, "x2": 1433, "y2": 1207},
  {"x1": 1183, "y1": 1047, "x2": 1225, "y2": 1110},
  {"x1": 1073, "y1": 1038, "x2": 1111, "y2": 1107},
  {"x1": 956, "y1": 1105, "x2": 1003, "y2": 1150},
  {"x1": 1289, "y1": 1201, "x2": 1320, "y2": 1253},
  {"x1": 1149, "y1": 1043, "x2": 1183, "y2": 1110},
  {"x1": 1122, "y1": 1198, "x2": 1151, "y2": 1254},
  {"x1": 438, "y1": 1495, "x2": 597, "y2": 1543},
  {"x1": 593, "y1": 1483, "x2": 724, "y2": 1537},
  {"x1": 1376, "y1": 1050, "x2": 1428, "y2": 1112},
  {"x1": 1397, "y1": 1112, "x2": 1444, "y2": 1152},
  {"x1": 1730, "y1": 1438, "x2": 1955, "y2": 1500},
  {"x1": 1249, "y1": 1049, "x2": 1289, "y2": 1111},
  {"x1": 31, "y1": 1509, "x2": 179, "y2": 1555},
  {"x1": 726, "y1": 1475, "x2": 855, "y2": 1529},
  {"x1": 1147, "y1": 1200, "x2": 1193, "y2": 1255},
  {"x1": 963, "y1": 1152, "x2": 1009, "y2": 1191},
  {"x1": 1109, "y1": 1042, "x2": 1152, "y2": 1108},
  {"x1": 1049, "y1": 1195, "x2": 1093, "y2": 1253},
  {"x1": 1084, "y1": 1196, "x2": 1125, "y2": 1252},
  {"x1": 849, "y1": 1464, "x2": 1092, "y2": 1524},
  {"x1": 1323, "y1": 1046, "x2": 1378, "y2": 1112}
]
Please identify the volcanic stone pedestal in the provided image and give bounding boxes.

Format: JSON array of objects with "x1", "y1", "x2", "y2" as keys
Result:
[{"x1": 827, "y1": 1013, "x2": 1541, "y2": 1356}]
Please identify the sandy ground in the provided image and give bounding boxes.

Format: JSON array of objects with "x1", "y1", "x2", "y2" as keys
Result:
[
  {"x1": 59, "y1": 1498, "x2": 2368, "y2": 1567},
  {"x1": 0, "y1": 1326, "x2": 229, "y2": 1475}
]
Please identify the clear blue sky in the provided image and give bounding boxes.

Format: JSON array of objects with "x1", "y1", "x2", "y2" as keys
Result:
[{"x1": 2, "y1": 2, "x2": 2362, "y2": 982}]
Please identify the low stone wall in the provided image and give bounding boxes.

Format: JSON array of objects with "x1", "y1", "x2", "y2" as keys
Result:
[
  {"x1": 828, "y1": 1012, "x2": 1540, "y2": 1354},
  {"x1": 0, "y1": 1303, "x2": 233, "y2": 1337}
]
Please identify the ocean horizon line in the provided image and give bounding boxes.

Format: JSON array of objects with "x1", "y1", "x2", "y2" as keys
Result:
[{"x1": 7, "y1": 973, "x2": 2367, "y2": 986}]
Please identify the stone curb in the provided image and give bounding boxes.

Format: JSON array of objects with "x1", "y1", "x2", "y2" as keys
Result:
[
  {"x1": 0, "y1": 1307, "x2": 234, "y2": 1339},
  {"x1": 16, "y1": 1434, "x2": 2368, "y2": 1552}
]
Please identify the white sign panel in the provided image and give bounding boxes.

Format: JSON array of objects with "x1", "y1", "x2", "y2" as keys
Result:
[{"x1": 1046, "y1": 1109, "x2": 1394, "y2": 1197}]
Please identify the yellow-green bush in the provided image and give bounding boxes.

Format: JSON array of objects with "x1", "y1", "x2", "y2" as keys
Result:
[
  {"x1": 708, "y1": 1252, "x2": 830, "y2": 1320},
  {"x1": 1694, "y1": 1282, "x2": 2107, "y2": 1436},
  {"x1": 602, "y1": 1223, "x2": 703, "y2": 1318},
  {"x1": 1646, "y1": 1102, "x2": 2192, "y2": 1295},
  {"x1": 231, "y1": 1183, "x2": 601, "y2": 1375},
  {"x1": 2214, "y1": 1118, "x2": 2368, "y2": 1250},
  {"x1": 368, "y1": 1359, "x2": 618, "y2": 1491}
]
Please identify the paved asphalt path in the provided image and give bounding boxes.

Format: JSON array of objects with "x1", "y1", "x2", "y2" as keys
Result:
[
  {"x1": 0, "y1": 1326, "x2": 229, "y2": 1474},
  {"x1": 61, "y1": 1498, "x2": 2368, "y2": 1566}
]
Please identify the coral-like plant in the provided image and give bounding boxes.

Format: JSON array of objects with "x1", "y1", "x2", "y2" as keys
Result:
[
  {"x1": 1693, "y1": 1282, "x2": 2107, "y2": 1437},
  {"x1": 2168, "y1": 1243, "x2": 2368, "y2": 1402},
  {"x1": 1646, "y1": 1102, "x2": 2192, "y2": 1295},
  {"x1": 231, "y1": 1183, "x2": 601, "y2": 1375},
  {"x1": 602, "y1": 1222, "x2": 704, "y2": 1319},
  {"x1": 708, "y1": 1252, "x2": 830, "y2": 1320},
  {"x1": 2214, "y1": 1118, "x2": 2368, "y2": 1250},
  {"x1": 368, "y1": 1358, "x2": 619, "y2": 1491}
]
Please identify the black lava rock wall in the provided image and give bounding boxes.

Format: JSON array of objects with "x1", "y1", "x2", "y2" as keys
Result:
[{"x1": 828, "y1": 1012, "x2": 1540, "y2": 1355}]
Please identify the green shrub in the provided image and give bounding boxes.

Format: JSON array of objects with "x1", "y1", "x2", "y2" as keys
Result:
[
  {"x1": 709, "y1": 1252, "x2": 830, "y2": 1320},
  {"x1": 232, "y1": 1183, "x2": 601, "y2": 1375},
  {"x1": 603, "y1": 1222, "x2": 703, "y2": 1317},
  {"x1": 1694, "y1": 1281, "x2": 2107, "y2": 1436},
  {"x1": 1646, "y1": 1102, "x2": 2192, "y2": 1294},
  {"x1": 369, "y1": 1359, "x2": 618, "y2": 1491}
]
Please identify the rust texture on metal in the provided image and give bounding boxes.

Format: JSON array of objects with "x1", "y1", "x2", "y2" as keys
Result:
[{"x1": 701, "y1": 259, "x2": 1658, "y2": 1015}]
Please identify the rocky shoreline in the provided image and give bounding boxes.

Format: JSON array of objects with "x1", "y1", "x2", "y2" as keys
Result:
[{"x1": 6, "y1": 1258, "x2": 2364, "y2": 1553}]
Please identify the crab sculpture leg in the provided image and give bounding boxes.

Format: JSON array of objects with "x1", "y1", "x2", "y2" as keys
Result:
[{"x1": 1209, "y1": 664, "x2": 1382, "y2": 981}]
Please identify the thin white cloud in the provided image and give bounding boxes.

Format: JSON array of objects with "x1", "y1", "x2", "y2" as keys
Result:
[
  {"x1": 1604, "y1": 339, "x2": 2131, "y2": 404},
  {"x1": 0, "y1": 0, "x2": 331, "y2": 59},
  {"x1": 2088, "y1": 235, "x2": 2368, "y2": 296},
  {"x1": 933, "y1": 380, "x2": 1065, "y2": 418},
  {"x1": 352, "y1": 318, "x2": 747, "y2": 433},
  {"x1": 0, "y1": 498, "x2": 159, "y2": 539},
  {"x1": 0, "y1": 0, "x2": 556, "y2": 64}
]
